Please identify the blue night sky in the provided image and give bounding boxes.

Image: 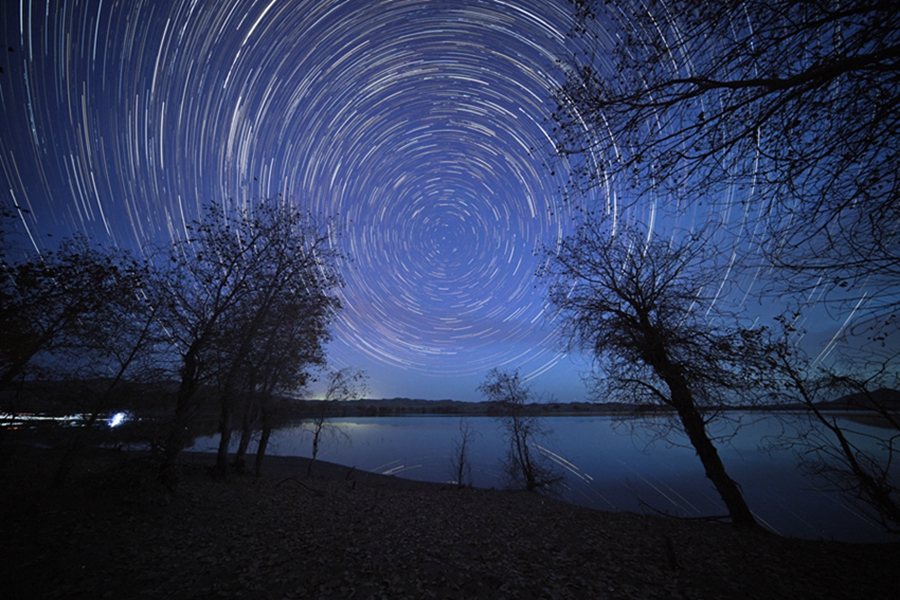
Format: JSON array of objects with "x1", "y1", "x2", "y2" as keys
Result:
[{"x1": 0, "y1": 1, "x2": 874, "y2": 401}]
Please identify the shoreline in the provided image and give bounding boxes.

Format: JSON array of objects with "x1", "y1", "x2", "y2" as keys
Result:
[
  {"x1": 2, "y1": 443, "x2": 899, "y2": 599},
  {"x1": 181, "y1": 449, "x2": 456, "y2": 491}
]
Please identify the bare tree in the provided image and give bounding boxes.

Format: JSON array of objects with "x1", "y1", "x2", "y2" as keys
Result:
[
  {"x1": 553, "y1": 0, "x2": 900, "y2": 315},
  {"x1": 543, "y1": 219, "x2": 770, "y2": 527},
  {"x1": 156, "y1": 199, "x2": 341, "y2": 487},
  {"x1": 49, "y1": 295, "x2": 164, "y2": 488},
  {"x1": 478, "y1": 369, "x2": 562, "y2": 492},
  {"x1": 766, "y1": 317, "x2": 900, "y2": 532},
  {"x1": 449, "y1": 417, "x2": 478, "y2": 488},
  {"x1": 305, "y1": 368, "x2": 368, "y2": 476},
  {"x1": 210, "y1": 204, "x2": 341, "y2": 478},
  {"x1": 1, "y1": 234, "x2": 151, "y2": 391},
  {"x1": 0, "y1": 215, "x2": 166, "y2": 483}
]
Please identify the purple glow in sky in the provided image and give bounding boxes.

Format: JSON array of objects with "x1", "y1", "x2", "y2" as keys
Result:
[
  {"x1": 1, "y1": 0, "x2": 592, "y2": 401},
  {"x1": 1, "y1": 1, "x2": 884, "y2": 401}
]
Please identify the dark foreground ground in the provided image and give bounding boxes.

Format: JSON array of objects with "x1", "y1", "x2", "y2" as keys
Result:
[{"x1": 1, "y1": 444, "x2": 898, "y2": 599}]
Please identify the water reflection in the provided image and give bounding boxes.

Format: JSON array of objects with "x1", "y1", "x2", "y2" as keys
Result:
[
  {"x1": 188, "y1": 413, "x2": 898, "y2": 542},
  {"x1": 1, "y1": 411, "x2": 133, "y2": 429}
]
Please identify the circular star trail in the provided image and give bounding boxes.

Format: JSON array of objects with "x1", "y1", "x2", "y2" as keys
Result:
[{"x1": 0, "y1": 0, "x2": 582, "y2": 392}]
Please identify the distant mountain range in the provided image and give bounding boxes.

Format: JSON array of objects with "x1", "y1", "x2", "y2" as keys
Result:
[
  {"x1": 292, "y1": 397, "x2": 636, "y2": 417},
  {"x1": 815, "y1": 388, "x2": 900, "y2": 411},
  {"x1": 6, "y1": 378, "x2": 897, "y2": 419},
  {"x1": 298, "y1": 388, "x2": 900, "y2": 417}
]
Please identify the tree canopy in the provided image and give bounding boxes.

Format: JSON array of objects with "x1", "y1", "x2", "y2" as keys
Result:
[
  {"x1": 544, "y1": 220, "x2": 769, "y2": 407},
  {"x1": 543, "y1": 219, "x2": 766, "y2": 525},
  {"x1": 157, "y1": 199, "x2": 343, "y2": 484},
  {"x1": 554, "y1": 0, "x2": 899, "y2": 310},
  {"x1": 1, "y1": 232, "x2": 152, "y2": 390}
]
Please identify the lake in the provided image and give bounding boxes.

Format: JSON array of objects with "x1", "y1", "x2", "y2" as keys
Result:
[{"x1": 188, "y1": 412, "x2": 898, "y2": 543}]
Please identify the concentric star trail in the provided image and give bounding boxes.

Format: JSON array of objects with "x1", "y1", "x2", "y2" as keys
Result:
[
  {"x1": 5, "y1": 1, "x2": 870, "y2": 400},
  {"x1": 0, "y1": 0, "x2": 586, "y2": 399}
]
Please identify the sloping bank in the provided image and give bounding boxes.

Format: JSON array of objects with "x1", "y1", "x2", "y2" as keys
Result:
[{"x1": 1, "y1": 445, "x2": 897, "y2": 599}]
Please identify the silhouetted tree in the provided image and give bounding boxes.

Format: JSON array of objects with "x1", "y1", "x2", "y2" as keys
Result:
[
  {"x1": 478, "y1": 369, "x2": 561, "y2": 492},
  {"x1": 252, "y1": 291, "x2": 342, "y2": 477},
  {"x1": 766, "y1": 317, "x2": 900, "y2": 532},
  {"x1": 157, "y1": 199, "x2": 341, "y2": 487},
  {"x1": 1, "y1": 234, "x2": 151, "y2": 392},
  {"x1": 304, "y1": 367, "x2": 368, "y2": 476},
  {"x1": 543, "y1": 219, "x2": 769, "y2": 527},
  {"x1": 554, "y1": 0, "x2": 899, "y2": 315},
  {"x1": 48, "y1": 288, "x2": 165, "y2": 488},
  {"x1": 0, "y1": 214, "x2": 163, "y2": 483},
  {"x1": 212, "y1": 209, "x2": 342, "y2": 477},
  {"x1": 449, "y1": 417, "x2": 478, "y2": 488},
  {"x1": 230, "y1": 296, "x2": 330, "y2": 475}
]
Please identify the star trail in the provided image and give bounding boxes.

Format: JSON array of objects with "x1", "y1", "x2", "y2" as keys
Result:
[
  {"x1": 0, "y1": 0, "x2": 588, "y2": 400},
  {"x1": 4, "y1": 1, "x2": 889, "y2": 401}
]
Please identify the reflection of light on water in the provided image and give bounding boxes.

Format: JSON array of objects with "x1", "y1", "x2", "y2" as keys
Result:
[
  {"x1": 186, "y1": 414, "x2": 897, "y2": 542},
  {"x1": 1, "y1": 411, "x2": 132, "y2": 429},
  {"x1": 283, "y1": 419, "x2": 382, "y2": 434},
  {"x1": 533, "y1": 442, "x2": 593, "y2": 482},
  {"x1": 613, "y1": 455, "x2": 786, "y2": 535},
  {"x1": 2, "y1": 413, "x2": 85, "y2": 428},
  {"x1": 627, "y1": 462, "x2": 694, "y2": 512},
  {"x1": 531, "y1": 441, "x2": 618, "y2": 511},
  {"x1": 751, "y1": 512, "x2": 782, "y2": 536},
  {"x1": 374, "y1": 459, "x2": 401, "y2": 473},
  {"x1": 384, "y1": 464, "x2": 423, "y2": 476},
  {"x1": 375, "y1": 459, "x2": 424, "y2": 477}
]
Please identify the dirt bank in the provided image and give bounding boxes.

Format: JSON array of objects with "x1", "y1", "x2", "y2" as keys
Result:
[{"x1": 1, "y1": 444, "x2": 897, "y2": 599}]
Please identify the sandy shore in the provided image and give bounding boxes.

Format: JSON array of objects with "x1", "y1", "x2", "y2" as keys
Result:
[{"x1": 2, "y1": 444, "x2": 898, "y2": 599}]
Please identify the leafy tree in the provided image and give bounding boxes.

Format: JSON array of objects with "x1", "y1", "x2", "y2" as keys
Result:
[
  {"x1": 478, "y1": 368, "x2": 561, "y2": 492},
  {"x1": 553, "y1": 0, "x2": 900, "y2": 313},
  {"x1": 156, "y1": 199, "x2": 341, "y2": 486},
  {"x1": 543, "y1": 219, "x2": 769, "y2": 526},
  {"x1": 227, "y1": 263, "x2": 334, "y2": 475},
  {"x1": 210, "y1": 207, "x2": 342, "y2": 478},
  {"x1": 248, "y1": 294, "x2": 334, "y2": 477}
]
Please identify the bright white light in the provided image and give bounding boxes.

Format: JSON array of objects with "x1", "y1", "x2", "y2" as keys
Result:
[{"x1": 107, "y1": 412, "x2": 128, "y2": 428}]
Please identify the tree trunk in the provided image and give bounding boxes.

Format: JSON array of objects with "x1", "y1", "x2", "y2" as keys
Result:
[
  {"x1": 159, "y1": 401, "x2": 190, "y2": 489},
  {"x1": 254, "y1": 409, "x2": 272, "y2": 477},
  {"x1": 159, "y1": 353, "x2": 199, "y2": 489},
  {"x1": 233, "y1": 401, "x2": 256, "y2": 473},
  {"x1": 669, "y1": 382, "x2": 758, "y2": 527},
  {"x1": 643, "y1": 328, "x2": 759, "y2": 528},
  {"x1": 51, "y1": 440, "x2": 80, "y2": 489},
  {"x1": 254, "y1": 425, "x2": 271, "y2": 477},
  {"x1": 307, "y1": 423, "x2": 323, "y2": 477},
  {"x1": 213, "y1": 394, "x2": 233, "y2": 478}
]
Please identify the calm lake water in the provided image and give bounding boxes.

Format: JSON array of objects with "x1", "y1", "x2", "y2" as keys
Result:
[{"x1": 188, "y1": 413, "x2": 898, "y2": 543}]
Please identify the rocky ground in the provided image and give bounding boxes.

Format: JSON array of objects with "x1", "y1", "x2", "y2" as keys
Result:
[{"x1": 1, "y1": 444, "x2": 898, "y2": 599}]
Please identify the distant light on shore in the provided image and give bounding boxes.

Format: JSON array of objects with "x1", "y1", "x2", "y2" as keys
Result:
[{"x1": 107, "y1": 412, "x2": 129, "y2": 428}]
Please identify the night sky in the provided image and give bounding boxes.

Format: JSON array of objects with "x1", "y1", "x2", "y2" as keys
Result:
[
  {"x1": 0, "y1": 0, "x2": 864, "y2": 401},
  {"x1": 0, "y1": 0, "x2": 597, "y2": 401}
]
